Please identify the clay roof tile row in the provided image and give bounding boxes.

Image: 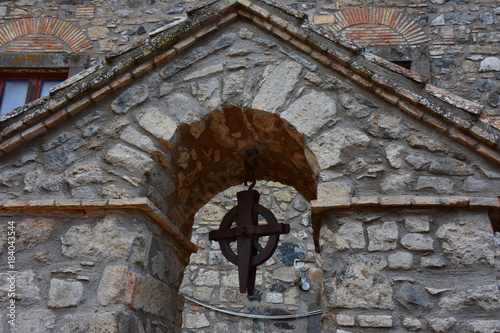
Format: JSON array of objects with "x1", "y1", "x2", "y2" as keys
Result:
[{"x1": 0, "y1": 0, "x2": 498, "y2": 162}]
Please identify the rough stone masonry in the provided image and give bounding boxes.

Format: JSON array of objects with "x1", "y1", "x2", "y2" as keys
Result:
[{"x1": 0, "y1": 1, "x2": 498, "y2": 333}]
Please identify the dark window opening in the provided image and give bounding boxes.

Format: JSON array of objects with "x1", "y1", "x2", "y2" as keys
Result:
[
  {"x1": 0, "y1": 72, "x2": 68, "y2": 115},
  {"x1": 392, "y1": 60, "x2": 412, "y2": 70}
]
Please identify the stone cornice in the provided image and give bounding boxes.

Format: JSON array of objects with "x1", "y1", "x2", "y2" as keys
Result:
[
  {"x1": 311, "y1": 195, "x2": 500, "y2": 213},
  {"x1": 0, "y1": 197, "x2": 197, "y2": 255},
  {"x1": 310, "y1": 195, "x2": 500, "y2": 252}
]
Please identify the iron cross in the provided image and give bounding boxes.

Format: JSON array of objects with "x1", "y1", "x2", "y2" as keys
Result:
[{"x1": 209, "y1": 189, "x2": 290, "y2": 295}]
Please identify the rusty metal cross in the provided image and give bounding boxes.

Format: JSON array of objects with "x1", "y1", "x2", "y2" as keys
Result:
[{"x1": 209, "y1": 189, "x2": 290, "y2": 295}]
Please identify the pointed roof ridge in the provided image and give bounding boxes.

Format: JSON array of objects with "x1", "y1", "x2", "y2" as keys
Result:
[{"x1": 0, "y1": 0, "x2": 498, "y2": 164}]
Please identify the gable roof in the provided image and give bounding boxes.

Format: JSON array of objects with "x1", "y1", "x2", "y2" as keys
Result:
[{"x1": 0, "y1": 0, "x2": 499, "y2": 165}]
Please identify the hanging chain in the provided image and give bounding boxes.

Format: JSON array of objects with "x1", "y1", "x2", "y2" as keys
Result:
[{"x1": 244, "y1": 149, "x2": 258, "y2": 190}]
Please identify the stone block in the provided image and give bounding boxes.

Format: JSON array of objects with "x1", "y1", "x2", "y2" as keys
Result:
[
  {"x1": 272, "y1": 267, "x2": 297, "y2": 283},
  {"x1": 87, "y1": 26, "x2": 109, "y2": 39},
  {"x1": 201, "y1": 204, "x2": 224, "y2": 221},
  {"x1": 439, "y1": 284, "x2": 500, "y2": 311},
  {"x1": 385, "y1": 144, "x2": 403, "y2": 168},
  {"x1": 334, "y1": 222, "x2": 365, "y2": 250},
  {"x1": 0, "y1": 270, "x2": 40, "y2": 303},
  {"x1": 405, "y1": 216, "x2": 430, "y2": 233},
  {"x1": 274, "y1": 190, "x2": 292, "y2": 202},
  {"x1": 16, "y1": 217, "x2": 55, "y2": 250},
  {"x1": 104, "y1": 143, "x2": 155, "y2": 175},
  {"x1": 97, "y1": 265, "x2": 130, "y2": 306},
  {"x1": 421, "y1": 255, "x2": 446, "y2": 268},
  {"x1": 64, "y1": 161, "x2": 104, "y2": 188},
  {"x1": 215, "y1": 323, "x2": 230, "y2": 333},
  {"x1": 367, "y1": 222, "x2": 398, "y2": 252},
  {"x1": 131, "y1": 274, "x2": 172, "y2": 317},
  {"x1": 358, "y1": 315, "x2": 392, "y2": 327},
  {"x1": 194, "y1": 269, "x2": 220, "y2": 287},
  {"x1": 436, "y1": 220, "x2": 495, "y2": 266},
  {"x1": 309, "y1": 127, "x2": 370, "y2": 169},
  {"x1": 61, "y1": 215, "x2": 151, "y2": 264},
  {"x1": 381, "y1": 174, "x2": 412, "y2": 193},
  {"x1": 111, "y1": 84, "x2": 148, "y2": 114},
  {"x1": 220, "y1": 287, "x2": 237, "y2": 302},
  {"x1": 336, "y1": 314, "x2": 355, "y2": 326},
  {"x1": 429, "y1": 158, "x2": 472, "y2": 176},
  {"x1": 401, "y1": 234, "x2": 434, "y2": 251},
  {"x1": 59, "y1": 312, "x2": 123, "y2": 333},
  {"x1": 48, "y1": 279, "x2": 83, "y2": 308},
  {"x1": 12, "y1": 310, "x2": 55, "y2": 333},
  {"x1": 429, "y1": 317, "x2": 457, "y2": 332},
  {"x1": 403, "y1": 317, "x2": 423, "y2": 331},
  {"x1": 479, "y1": 57, "x2": 500, "y2": 72},
  {"x1": 194, "y1": 287, "x2": 213, "y2": 302},
  {"x1": 284, "y1": 288, "x2": 299, "y2": 305},
  {"x1": 184, "y1": 312, "x2": 210, "y2": 329},
  {"x1": 326, "y1": 254, "x2": 393, "y2": 309},
  {"x1": 137, "y1": 107, "x2": 177, "y2": 145},
  {"x1": 388, "y1": 252, "x2": 413, "y2": 270},
  {"x1": 340, "y1": 94, "x2": 375, "y2": 119},
  {"x1": 120, "y1": 126, "x2": 156, "y2": 153},
  {"x1": 317, "y1": 182, "x2": 353, "y2": 200},
  {"x1": 184, "y1": 63, "x2": 224, "y2": 81},
  {"x1": 468, "y1": 320, "x2": 500, "y2": 333},
  {"x1": 281, "y1": 91, "x2": 336, "y2": 138},
  {"x1": 368, "y1": 113, "x2": 404, "y2": 139},
  {"x1": 266, "y1": 292, "x2": 283, "y2": 303},
  {"x1": 165, "y1": 93, "x2": 207, "y2": 124},
  {"x1": 252, "y1": 60, "x2": 302, "y2": 113},
  {"x1": 396, "y1": 282, "x2": 430, "y2": 309}
]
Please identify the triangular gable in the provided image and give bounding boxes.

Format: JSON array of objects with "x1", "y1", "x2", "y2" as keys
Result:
[{"x1": 0, "y1": 0, "x2": 498, "y2": 166}]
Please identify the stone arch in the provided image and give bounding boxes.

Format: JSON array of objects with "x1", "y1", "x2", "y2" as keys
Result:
[
  {"x1": 164, "y1": 105, "x2": 319, "y2": 237},
  {"x1": 327, "y1": 7, "x2": 429, "y2": 46},
  {"x1": 0, "y1": 18, "x2": 92, "y2": 53}
]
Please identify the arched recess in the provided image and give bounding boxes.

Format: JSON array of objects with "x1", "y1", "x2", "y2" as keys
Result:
[
  {"x1": 326, "y1": 7, "x2": 429, "y2": 46},
  {"x1": 180, "y1": 180, "x2": 320, "y2": 332},
  {"x1": 0, "y1": 18, "x2": 92, "y2": 53},
  {"x1": 162, "y1": 106, "x2": 319, "y2": 238}
]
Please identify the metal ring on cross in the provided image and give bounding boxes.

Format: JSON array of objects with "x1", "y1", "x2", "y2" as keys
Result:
[{"x1": 217, "y1": 204, "x2": 279, "y2": 267}]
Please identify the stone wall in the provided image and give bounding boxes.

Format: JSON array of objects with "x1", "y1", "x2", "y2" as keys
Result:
[
  {"x1": 1, "y1": 0, "x2": 499, "y2": 118},
  {"x1": 319, "y1": 208, "x2": 500, "y2": 332},
  {"x1": 0, "y1": 2, "x2": 498, "y2": 332},
  {"x1": 0, "y1": 211, "x2": 188, "y2": 333},
  {"x1": 180, "y1": 181, "x2": 321, "y2": 332}
]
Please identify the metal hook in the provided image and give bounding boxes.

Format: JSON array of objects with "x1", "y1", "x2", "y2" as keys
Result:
[{"x1": 244, "y1": 149, "x2": 258, "y2": 190}]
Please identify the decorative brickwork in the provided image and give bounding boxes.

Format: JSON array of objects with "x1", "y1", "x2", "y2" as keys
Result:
[
  {"x1": 75, "y1": 5, "x2": 96, "y2": 20},
  {"x1": 0, "y1": 18, "x2": 92, "y2": 53},
  {"x1": 323, "y1": 7, "x2": 429, "y2": 46},
  {"x1": 4, "y1": 35, "x2": 65, "y2": 52}
]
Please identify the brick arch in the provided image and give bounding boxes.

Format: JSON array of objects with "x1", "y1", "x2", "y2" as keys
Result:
[
  {"x1": 0, "y1": 18, "x2": 92, "y2": 53},
  {"x1": 327, "y1": 7, "x2": 429, "y2": 46}
]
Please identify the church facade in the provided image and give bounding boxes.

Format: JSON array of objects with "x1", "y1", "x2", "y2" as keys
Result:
[{"x1": 0, "y1": 1, "x2": 498, "y2": 332}]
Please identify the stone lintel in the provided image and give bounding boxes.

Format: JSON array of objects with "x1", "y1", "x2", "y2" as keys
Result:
[
  {"x1": 310, "y1": 196, "x2": 500, "y2": 213},
  {"x1": 0, "y1": 197, "x2": 197, "y2": 254}
]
